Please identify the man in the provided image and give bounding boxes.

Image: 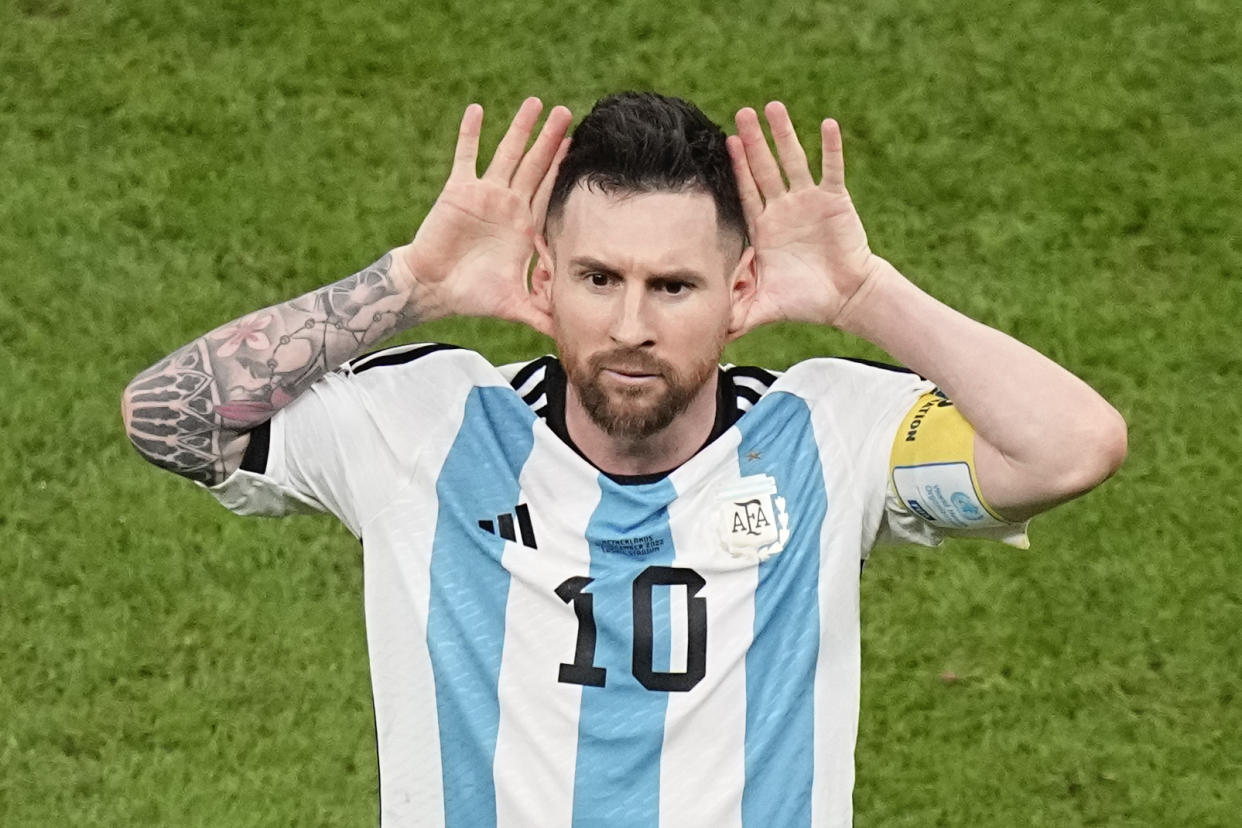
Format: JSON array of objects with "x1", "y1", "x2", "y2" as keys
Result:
[{"x1": 122, "y1": 92, "x2": 1126, "y2": 827}]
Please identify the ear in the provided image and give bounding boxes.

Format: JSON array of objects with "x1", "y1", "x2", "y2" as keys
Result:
[
  {"x1": 530, "y1": 233, "x2": 555, "y2": 317},
  {"x1": 726, "y1": 246, "x2": 757, "y2": 338}
]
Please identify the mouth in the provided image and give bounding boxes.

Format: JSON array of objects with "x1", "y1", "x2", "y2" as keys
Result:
[{"x1": 600, "y1": 367, "x2": 662, "y2": 384}]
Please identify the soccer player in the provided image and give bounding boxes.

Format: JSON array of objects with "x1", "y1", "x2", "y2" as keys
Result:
[{"x1": 122, "y1": 93, "x2": 1126, "y2": 827}]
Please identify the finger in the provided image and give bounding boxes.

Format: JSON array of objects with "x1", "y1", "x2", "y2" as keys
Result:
[
  {"x1": 764, "y1": 101, "x2": 814, "y2": 189},
  {"x1": 725, "y1": 135, "x2": 763, "y2": 230},
  {"x1": 512, "y1": 105, "x2": 573, "y2": 198},
  {"x1": 451, "y1": 103, "x2": 484, "y2": 180},
  {"x1": 483, "y1": 97, "x2": 543, "y2": 184},
  {"x1": 734, "y1": 107, "x2": 786, "y2": 199},
  {"x1": 532, "y1": 136, "x2": 571, "y2": 233},
  {"x1": 820, "y1": 118, "x2": 847, "y2": 194}
]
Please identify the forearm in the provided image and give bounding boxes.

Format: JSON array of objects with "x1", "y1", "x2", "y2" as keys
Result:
[
  {"x1": 837, "y1": 258, "x2": 1127, "y2": 515},
  {"x1": 122, "y1": 251, "x2": 431, "y2": 484}
]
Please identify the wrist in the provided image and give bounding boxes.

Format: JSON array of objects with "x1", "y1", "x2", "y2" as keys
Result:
[
  {"x1": 390, "y1": 243, "x2": 453, "y2": 323},
  {"x1": 830, "y1": 255, "x2": 902, "y2": 335}
]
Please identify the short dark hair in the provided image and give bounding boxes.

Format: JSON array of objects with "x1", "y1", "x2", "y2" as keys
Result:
[{"x1": 545, "y1": 92, "x2": 746, "y2": 245}]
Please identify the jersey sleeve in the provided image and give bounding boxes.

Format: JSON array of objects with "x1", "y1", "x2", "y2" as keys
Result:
[
  {"x1": 785, "y1": 358, "x2": 1028, "y2": 553},
  {"x1": 202, "y1": 344, "x2": 482, "y2": 537},
  {"x1": 880, "y1": 389, "x2": 1030, "y2": 549}
]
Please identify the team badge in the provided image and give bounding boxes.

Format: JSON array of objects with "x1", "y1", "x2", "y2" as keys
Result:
[{"x1": 717, "y1": 473, "x2": 790, "y2": 562}]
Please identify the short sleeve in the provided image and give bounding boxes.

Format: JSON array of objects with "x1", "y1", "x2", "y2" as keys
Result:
[
  {"x1": 202, "y1": 344, "x2": 491, "y2": 537},
  {"x1": 875, "y1": 385, "x2": 1030, "y2": 549},
  {"x1": 783, "y1": 358, "x2": 1028, "y2": 554}
]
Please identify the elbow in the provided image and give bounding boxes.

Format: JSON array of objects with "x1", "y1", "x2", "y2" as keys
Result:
[
  {"x1": 120, "y1": 379, "x2": 172, "y2": 473},
  {"x1": 986, "y1": 403, "x2": 1127, "y2": 521},
  {"x1": 1100, "y1": 405, "x2": 1129, "y2": 477},
  {"x1": 1059, "y1": 403, "x2": 1128, "y2": 497},
  {"x1": 120, "y1": 382, "x2": 152, "y2": 464},
  {"x1": 120, "y1": 383, "x2": 137, "y2": 445}
]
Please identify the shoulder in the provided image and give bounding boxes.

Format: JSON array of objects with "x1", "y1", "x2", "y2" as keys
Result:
[
  {"x1": 715, "y1": 358, "x2": 916, "y2": 419},
  {"x1": 347, "y1": 342, "x2": 483, "y2": 376},
  {"x1": 738, "y1": 358, "x2": 931, "y2": 439},
  {"x1": 338, "y1": 343, "x2": 507, "y2": 392},
  {"x1": 334, "y1": 345, "x2": 562, "y2": 420},
  {"x1": 774, "y1": 356, "x2": 920, "y2": 397},
  {"x1": 284, "y1": 343, "x2": 514, "y2": 424}
]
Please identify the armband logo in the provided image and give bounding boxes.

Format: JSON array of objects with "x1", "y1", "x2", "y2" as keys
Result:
[
  {"x1": 906, "y1": 497, "x2": 937, "y2": 523},
  {"x1": 950, "y1": 491, "x2": 983, "y2": 521},
  {"x1": 716, "y1": 473, "x2": 790, "y2": 562},
  {"x1": 891, "y1": 391, "x2": 1008, "y2": 529},
  {"x1": 904, "y1": 389, "x2": 955, "y2": 443}
]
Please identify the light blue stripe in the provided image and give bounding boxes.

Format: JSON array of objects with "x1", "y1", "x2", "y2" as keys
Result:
[
  {"x1": 427, "y1": 387, "x2": 536, "y2": 828},
  {"x1": 738, "y1": 392, "x2": 826, "y2": 828},
  {"x1": 572, "y1": 477, "x2": 676, "y2": 827}
]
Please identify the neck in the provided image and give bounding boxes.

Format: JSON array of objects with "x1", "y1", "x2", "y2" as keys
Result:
[{"x1": 564, "y1": 373, "x2": 719, "y2": 476}]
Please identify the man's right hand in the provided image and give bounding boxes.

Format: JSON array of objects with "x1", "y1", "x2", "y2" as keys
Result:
[{"x1": 396, "y1": 98, "x2": 572, "y2": 335}]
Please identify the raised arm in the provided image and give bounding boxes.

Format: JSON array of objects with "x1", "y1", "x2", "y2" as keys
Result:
[
  {"x1": 122, "y1": 98, "x2": 572, "y2": 485},
  {"x1": 726, "y1": 102, "x2": 1127, "y2": 520}
]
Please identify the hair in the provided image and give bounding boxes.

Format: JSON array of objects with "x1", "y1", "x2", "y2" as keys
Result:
[{"x1": 544, "y1": 91, "x2": 746, "y2": 246}]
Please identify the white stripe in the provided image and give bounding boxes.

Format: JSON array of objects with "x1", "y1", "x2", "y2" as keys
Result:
[
  {"x1": 514, "y1": 374, "x2": 544, "y2": 399},
  {"x1": 806, "y1": 400, "x2": 865, "y2": 828},
  {"x1": 667, "y1": 584, "x2": 688, "y2": 674},
  {"x1": 492, "y1": 427, "x2": 602, "y2": 827},
  {"x1": 364, "y1": 456, "x2": 463, "y2": 827},
  {"x1": 658, "y1": 434, "x2": 752, "y2": 828}
]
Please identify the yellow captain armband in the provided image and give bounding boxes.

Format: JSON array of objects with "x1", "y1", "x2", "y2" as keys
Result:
[{"x1": 889, "y1": 390, "x2": 1009, "y2": 530}]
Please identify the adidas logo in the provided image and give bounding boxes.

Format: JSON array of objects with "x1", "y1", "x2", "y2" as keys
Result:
[{"x1": 478, "y1": 503, "x2": 538, "y2": 549}]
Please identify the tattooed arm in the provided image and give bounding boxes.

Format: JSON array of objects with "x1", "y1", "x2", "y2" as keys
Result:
[
  {"x1": 122, "y1": 98, "x2": 572, "y2": 486},
  {"x1": 121, "y1": 254, "x2": 421, "y2": 484}
]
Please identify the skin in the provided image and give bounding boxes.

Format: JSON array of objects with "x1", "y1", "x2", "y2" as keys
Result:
[
  {"x1": 123, "y1": 97, "x2": 1126, "y2": 521},
  {"x1": 121, "y1": 99, "x2": 572, "y2": 485},
  {"x1": 724, "y1": 102, "x2": 1127, "y2": 518},
  {"x1": 120, "y1": 253, "x2": 417, "y2": 484},
  {"x1": 529, "y1": 187, "x2": 755, "y2": 475}
]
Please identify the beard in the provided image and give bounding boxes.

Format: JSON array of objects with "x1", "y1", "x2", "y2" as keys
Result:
[{"x1": 562, "y1": 344, "x2": 721, "y2": 441}]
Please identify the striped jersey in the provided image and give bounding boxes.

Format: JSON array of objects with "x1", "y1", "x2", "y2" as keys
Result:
[{"x1": 206, "y1": 344, "x2": 1019, "y2": 827}]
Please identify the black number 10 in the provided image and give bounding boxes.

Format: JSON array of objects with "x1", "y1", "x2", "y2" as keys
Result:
[{"x1": 555, "y1": 566, "x2": 707, "y2": 693}]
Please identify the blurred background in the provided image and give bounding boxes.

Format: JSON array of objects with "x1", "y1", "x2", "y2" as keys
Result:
[{"x1": 2, "y1": 0, "x2": 1239, "y2": 823}]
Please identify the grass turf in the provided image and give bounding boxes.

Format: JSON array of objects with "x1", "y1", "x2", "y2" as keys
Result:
[{"x1": 2, "y1": 0, "x2": 1239, "y2": 824}]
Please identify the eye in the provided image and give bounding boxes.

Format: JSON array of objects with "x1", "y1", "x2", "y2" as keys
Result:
[
  {"x1": 589, "y1": 272, "x2": 611, "y2": 287},
  {"x1": 657, "y1": 280, "x2": 691, "y2": 296}
]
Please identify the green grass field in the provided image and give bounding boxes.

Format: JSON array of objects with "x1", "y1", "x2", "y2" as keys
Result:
[{"x1": 3, "y1": 0, "x2": 1239, "y2": 824}]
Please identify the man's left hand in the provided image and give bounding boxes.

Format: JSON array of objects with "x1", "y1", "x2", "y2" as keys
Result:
[{"x1": 726, "y1": 102, "x2": 884, "y2": 337}]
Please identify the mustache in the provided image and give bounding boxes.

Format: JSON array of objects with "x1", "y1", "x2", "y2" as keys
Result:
[{"x1": 587, "y1": 348, "x2": 672, "y2": 377}]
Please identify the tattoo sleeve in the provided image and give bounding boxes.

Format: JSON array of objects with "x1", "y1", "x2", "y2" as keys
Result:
[{"x1": 122, "y1": 253, "x2": 417, "y2": 485}]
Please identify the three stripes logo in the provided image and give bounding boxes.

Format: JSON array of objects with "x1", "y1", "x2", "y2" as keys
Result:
[{"x1": 478, "y1": 503, "x2": 538, "y2": 549}]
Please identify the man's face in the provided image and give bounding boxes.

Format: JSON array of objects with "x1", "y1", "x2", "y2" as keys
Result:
[{"x1": 536, "y1": 185, "x2": 750, "y2": 440}]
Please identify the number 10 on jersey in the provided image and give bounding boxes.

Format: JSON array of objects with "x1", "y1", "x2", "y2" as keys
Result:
[{"x1": 555, "y1": 566, "x2": 707, "y2": 693}]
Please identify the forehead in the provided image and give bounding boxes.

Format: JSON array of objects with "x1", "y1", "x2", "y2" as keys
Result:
[{"x1": 549, "y1": 185, "x2": 731, "y2": 272}]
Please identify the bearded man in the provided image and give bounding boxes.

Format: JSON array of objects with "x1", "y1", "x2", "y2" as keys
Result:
[{"x1": 122, "y1": 92, "x2": 1126, "y2": 827}]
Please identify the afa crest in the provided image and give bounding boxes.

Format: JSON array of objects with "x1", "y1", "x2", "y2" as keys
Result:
[{"x1": 717, "y1": 473, "x2": 790, "y2": 562}]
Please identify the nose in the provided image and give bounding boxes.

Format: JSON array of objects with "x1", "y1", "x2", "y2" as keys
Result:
[{"x1": 608, "y1": 283, "x2": 655, "y2": 348}]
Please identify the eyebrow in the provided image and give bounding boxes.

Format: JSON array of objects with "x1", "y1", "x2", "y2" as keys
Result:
[{"x1": 568, "y1": 256, "x2": 708, "y2": 285}]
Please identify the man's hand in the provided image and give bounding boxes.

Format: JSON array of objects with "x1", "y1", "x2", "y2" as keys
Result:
[
  {"x1": 726, "y1": 102, "x2": 883, "y2": 337},
  {"x1": 397, "y1": 98, "x2": 572, "y2": 335}
]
